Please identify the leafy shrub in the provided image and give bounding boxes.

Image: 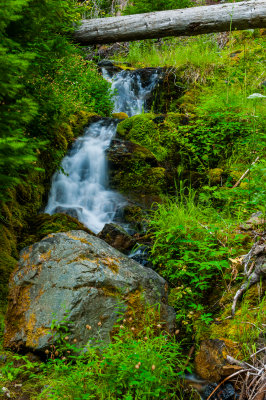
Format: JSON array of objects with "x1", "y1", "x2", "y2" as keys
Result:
[
  {"x1": 30, "y1": 52, "x2": 112, "y2": 138},
  {"x1": 0, "y1": 0, "x2": 112, "y2": 201},
  {"x1": 148, "y1": 191, "x2": 239, "y2": 326},
  {"x1": 123, "y1": 0, "x2": 192, "y2": 15}
]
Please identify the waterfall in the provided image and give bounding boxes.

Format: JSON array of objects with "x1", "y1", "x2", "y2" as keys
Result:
[{"x1": 45, "y1": 67, "x2": 160, "y2": 233}]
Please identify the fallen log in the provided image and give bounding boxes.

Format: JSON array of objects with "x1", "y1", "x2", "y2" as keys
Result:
[{"x1": 74, "y1": 1, "x2": 266, "y2": 45}]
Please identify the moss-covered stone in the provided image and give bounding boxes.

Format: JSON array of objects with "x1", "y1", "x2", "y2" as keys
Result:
[
  {"x1": 194, "y1": 339, "x2": 241, "y2": 381},
  {"x1": 112, "y1": 112, "x2": 129, "y2": 119},
  {"x1": 123, "y1": 205, "x2": 144, "y2": 225},
  {"x1": 148, "y1": 68, "x2": 186, "y2": 114},
  {"x1": 209, "y1": 168, "x2": 224, "y2": 185},
  {"x1": 19, "y1": 213, "x2": 94, "y2": 250}
]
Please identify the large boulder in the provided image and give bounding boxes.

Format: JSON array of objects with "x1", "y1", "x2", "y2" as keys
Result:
[{"x1": 4, "y1": 231, "x2": 175, "y2": 353}]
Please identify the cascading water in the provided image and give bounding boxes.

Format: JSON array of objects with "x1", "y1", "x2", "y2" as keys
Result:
[{"x1": 45, "y1": 66, "x2": 160, "y2": 233}]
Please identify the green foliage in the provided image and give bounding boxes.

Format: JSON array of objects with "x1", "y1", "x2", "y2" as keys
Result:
[
  {"x1": 1, "y1": 354, "x2": 40, "y2": 382},
  {"x1": 37, "y1": 309, "x2": 184, "y2": 400},
  {"x1": 0, "y1": 309, "x2": 186, "y2": 400},
  {"x1": 29, "y1": 53, "x2": 112, "y2": 139},
  {"x1": 149, "y1": 189, "x2": 244, "y2": 327},
  {"x1": 123, "y1": 0, "x2": 191, "y2": 15},
  {"x1": 0, "y1": 0, "x2": 112, "y2": 202}
]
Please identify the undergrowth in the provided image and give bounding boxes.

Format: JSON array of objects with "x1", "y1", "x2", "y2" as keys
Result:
[{"x1": 0, "y1": 308, "x2": 192, "y2": 400}]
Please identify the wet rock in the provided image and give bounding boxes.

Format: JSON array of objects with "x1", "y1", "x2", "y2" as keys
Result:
[
  {"x1": 4, "y1": 231, "x2": 175, "y2": 353},
  {"x1": 108, "y1": 137, "x2": 165, "y2": 203},
  {"x1": 194, "y1": 339, "x2": 239, "y2": 382},
  {"x1": 129, "y1": 245, "x2": 152, "y2": 268},
  {"x1": 123, "y1": 204, "x2": 144, "y2": 230},
  {"x1": 98, "y1": 59, "x2": 115, "y2": 68},
  {"x1": 202, "y1": 382, "x2": 238, "y2": 400},
  {"x1": 52, "y1": 206, "x2": 82, "y2": 220},
  {"x1": 98, "y1": 223, "x2": 135, "y2": 253},
  {"x1": 108, "y1": 138, "x2": 157, "y2": 166},
  {"x1": 108, "y1": 135, "x2": 166, "y2": 204},
  {"x1": 147, "y1": 68, "x2": 186, "y2": 113}
]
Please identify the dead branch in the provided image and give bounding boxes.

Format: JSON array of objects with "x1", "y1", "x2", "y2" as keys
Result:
[
  {"x1": 232, "y1": 235, "x2": 265, "y2": 316},
  {"x1": 232, "y1": 156, "x2": 260, "y2": 189}
]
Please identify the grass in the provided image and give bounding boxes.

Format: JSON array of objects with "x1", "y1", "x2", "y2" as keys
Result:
[{"x1": 114, "y1": 35, "x2": 222, "y2": 69}]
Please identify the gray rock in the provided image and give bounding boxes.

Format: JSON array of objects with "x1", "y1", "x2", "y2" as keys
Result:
[{"x1": 4, "y1": 231, "x2": 175, "y2": 353}]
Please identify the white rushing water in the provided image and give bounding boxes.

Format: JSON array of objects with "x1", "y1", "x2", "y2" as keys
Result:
[{"x1": 45, "y1": 67, "x2": 160, "y2": 233}]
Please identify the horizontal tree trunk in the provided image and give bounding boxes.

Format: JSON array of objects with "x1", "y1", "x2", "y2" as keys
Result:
[{"x1": 74, "y1": 1, "x2": 266, "y2": 45}]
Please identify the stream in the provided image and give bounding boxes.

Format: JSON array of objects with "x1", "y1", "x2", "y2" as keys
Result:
[{"x1": 45, "y1": 66, "x2": 160, "y2": 233}]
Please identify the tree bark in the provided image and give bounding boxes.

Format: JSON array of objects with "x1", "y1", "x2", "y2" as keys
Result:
[{"x1": 74, "y1": 1, "x2": 266, "y2": 45}]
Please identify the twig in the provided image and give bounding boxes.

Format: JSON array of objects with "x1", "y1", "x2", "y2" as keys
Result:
[
  {"x1": 250, "y1": 376, "x2": 265, "y2": 400},
  {"x1": 206, "y1": 369, "x2": 250, "y2": 400},
  {"x1": 232, "y1": 262, "x2": 265, "y2": 315},
  {"x1": 183, "y1": 345, "x2": 195, "y2": 369},
  {"x1": 231, "y1": 156, "x2": 260, "y2": 189},
  {"x1": 250, "y1": 347, "x2": 266, "y2": 357},
  {"x1": 226, "y1": 355, "x2": 246, "y2": 367}
]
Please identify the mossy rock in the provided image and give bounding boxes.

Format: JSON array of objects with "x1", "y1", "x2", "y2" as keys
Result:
[
  {"x1": 69, "y1": 111, "x2": 99, "y2": 137},
  {"x1": 112, "y1": 112, "x2": 129, "y2": 119},
  {"x1": 194, "y1": 339, "x2": 241, "y2": 382},
  {"x1": 116, "y1": 116, "x2": 136, "y2": 138},
  {"x1": 116, "y1": 114, "x2": 169, "y2": 162},
  {"x1": 148, "y1": 68, "x2": 186, "y2": 114},
  {"x1": 209, "y1": 168, "x2": 224, "y2": 185},
  {"x1": 123, "y1": 205, "x2": 144, "y2": 225},
  {"x1": 20, "y1": 213, "x2": 94, "y2": 249}
]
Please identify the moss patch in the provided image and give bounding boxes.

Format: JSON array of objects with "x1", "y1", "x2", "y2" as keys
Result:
[{"x1": 20, "y1": 213, "x2": 93, "y2": 249}]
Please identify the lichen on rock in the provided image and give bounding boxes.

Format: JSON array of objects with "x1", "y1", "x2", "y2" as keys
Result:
[{"x1": 4, "y1": 230, "x2": 175, "y2": 353}]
